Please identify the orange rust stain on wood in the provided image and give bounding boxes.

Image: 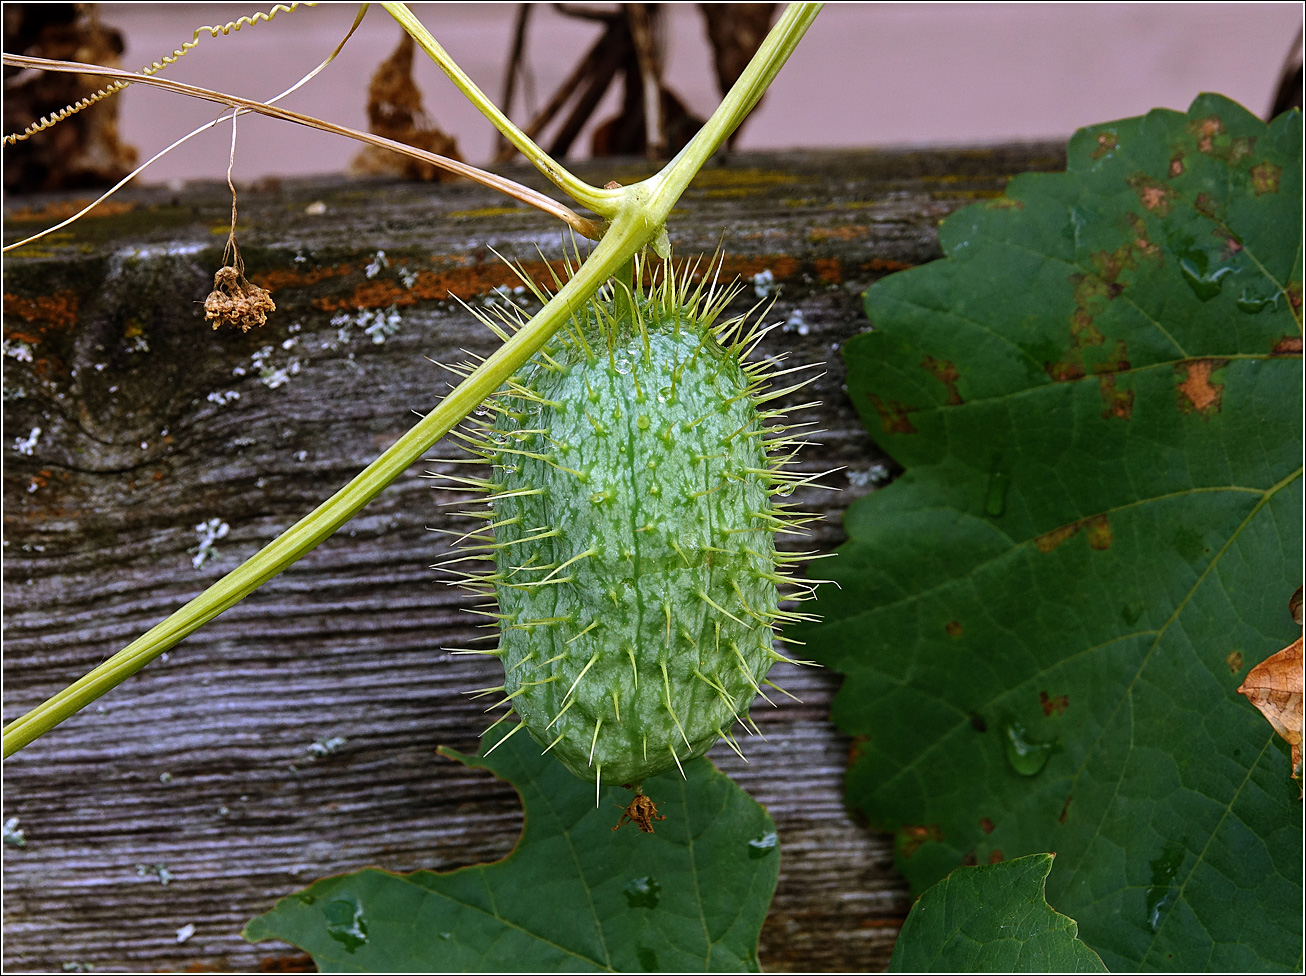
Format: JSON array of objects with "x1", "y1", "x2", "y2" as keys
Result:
[
  {"x1": 6, "y1": 199, "x2": 135, "y2": 222},
  {"x1": 921, "y1": 355, "x2": 963, "y2": 405},
  {"x1": 1040, "y1": 691, "x2": 1070, "y2": 716},
  {"x1": 861, "y1": 257, "x2": 915, "y2": 274},
  {"x1": 3, "y1": 291, "x2": 79, "y2": 331},
  {"x1": 867, "y1": 393, "x2": 918, "y2": 434},
  {"x1": 813, "y1": 258, "x2": 843, "y2": 283},
  {"x1": 252, "y1": 264, "x2": 353, "y2": 291},
  {"x1": 1176, "y1": 358, "x2": 1227, "y2": 418},
  {"x1": 809, "y1": 224, "x2": 867, "y2": 243}
]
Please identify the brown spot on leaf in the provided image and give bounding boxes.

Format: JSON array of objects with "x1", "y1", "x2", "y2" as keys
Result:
[
  {"x1": 1176, "y1": 359, "x2": 1227, "y2": 418},
  {"x1": 1040, "y1": 691, "x2": 1070, "y2": 716},
  {"x1": 1036, "y1": 523, "x2": 1080, "y2": 553},
  {"x1": 1291, "y1": 586, "x2": 1303, "y2": 626},
  {"x1": 1085, "y1": 514, "x2": 1113, "y2": 550},
  {"x1": 970, "y1": 714, "x2": 988, "y2": 733},
  {"x1": 1227, "y1": 650, "x2": 1245, "y2": 674},
  {"x1": 1045, "y1": 355, "x2": 1087, "y2": 383},
  {"x1": 1194, "y1": 192, "x2": 1218, "y2": 217},
  {"x1": 868, "y1": 393, "x2": 918, "y2": 434},
  {"x1": 1036, "y1": 514, "x2": 1112, "y2": 553},
  {"x1": 1189, "y1": 115, "x2": 1225, "y2": 152},
  {"x1": 921, "y1": 355, "x2": 963, "y2": 405},
  {"x1": 988, "y1": 849, "x2": 1005, "y2": 864},
  {"x1": 1289, "y1": 282, "x2": 1303, "y2": 313},
  {"x1": 1272, "y1": 336, "x2": 1303, "y2": 356},
  {"x1": 1251, "y1": 161, "x2": 1283, "y2": 195},
  {"x1": 1058, "y1": 795, "x2": 1073, "y2": 823},
  {"x1": 848, "y1": 734, "x2": 871, "y2": 766},
  {"x1": 945, "y1": 620, "x2": 964, "y2": 638},
  {"x1": 960, "y1": 850, "x2": 978, "y2": 866},
  {"x1": 1099, "y1": 376, "x2": 1134, "y2": 419},
  {"x1": 900, "y1": 823, "x2": 944, "y2": 858},
  {"x1": 1169, "y1": 155, "x2": 1185, "y2": 177},
  {"x1": 1238, "y1": 636, "x2": 1303, "y2": 784},
  {"x1": 979, "y1": 817, "x2": 995, "y2": 834},
  {"x1": 1129, "y1": 175, "x2": 1176, "y2": 216},
  {"x1": 1091, "y1": 131, "x2": 1118, "y2": 159}
]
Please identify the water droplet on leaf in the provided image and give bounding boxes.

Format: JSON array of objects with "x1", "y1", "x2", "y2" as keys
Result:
[
  {"x1": 1003, "y1": 722, "x2": 1053, "y2": 776},
  {"x1": 1146, "y1": 842, "x2": 1184, "y2": 930},
  {"x1": 748, "y1": 831, "x2": 779, "y2": 858},
  {"x1": 623, "y1": 876, "x2": 660, "y2": 909},
  {"x1": 323, "y1": 897, "x2": 368, "y2": 952}
]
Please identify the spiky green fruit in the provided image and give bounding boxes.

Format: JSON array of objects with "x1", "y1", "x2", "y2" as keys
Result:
[{"x1": 451, "y1": 262, "x2": 818, "y2": 788}]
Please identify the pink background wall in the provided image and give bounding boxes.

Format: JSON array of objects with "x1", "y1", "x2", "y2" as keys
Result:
[{"x1": 102, "y1": 2, "x2": 1303, "y2": 184}]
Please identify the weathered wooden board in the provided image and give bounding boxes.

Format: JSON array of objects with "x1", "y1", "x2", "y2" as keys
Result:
[{"x1": 3, "y1": 145, "x2": 1065, "y2": 973}]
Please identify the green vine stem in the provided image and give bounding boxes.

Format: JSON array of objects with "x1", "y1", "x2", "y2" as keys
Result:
[{"x1": 2, "y1": 1, "x2": 823, "y2": 758}]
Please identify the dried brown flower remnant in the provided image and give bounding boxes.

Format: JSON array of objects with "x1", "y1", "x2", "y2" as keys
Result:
[
  {"x1": 205, "y1": 265, "x2": 274, "y2": 332},
  {"x1": 613, "y1": 789, "x2": 666, "y2": 833},
  {"x1": 1237, "y1": 586, "x2": 1304, "y2": 790}
]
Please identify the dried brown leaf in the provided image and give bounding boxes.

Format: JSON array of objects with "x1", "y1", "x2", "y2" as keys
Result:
[{"x1": 1238, "y1": 636, "x2": 1304, "y2": 782}]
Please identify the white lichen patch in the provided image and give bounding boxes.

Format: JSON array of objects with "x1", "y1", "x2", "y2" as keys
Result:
[
  {"x1": 134, "y1": 863, "x2": 174, "y2": 885},
  {"x1": 250, "y1": 345, "x2": 303, "y2": 388},
  {"x1": 192, "y1": 517, "x2": 230, "y2": 569},
  {"x1": 365, "y1": 250, "x2": 389, "y2": 279},
  {"x1": 175, "y1": 923, "x2": 196, "y2": 943},
  {"x1": 752, "y1": 268, "x2": 777, "y2": 298},
  {"x1": 331, "y1": 306, "x2": 402, "y2": 345},
  {"x1": 784, "y1": 307, "x2": 810, "y2": 335},
  {"x1": 206, "y1": 390, "x2": 241, "y2": 407},
  {"x1": 3, "y1": 816, "x2": 26, "y2": 847},
  {"x1": 3, "y1": 339, "x2": 34, "y2": 363},
  {"x1": 307, "y1": 735, "x2": 347, "y2": 758},
  {"x1": 13, "y1": 427, "x2": 40, "y2": 456}
]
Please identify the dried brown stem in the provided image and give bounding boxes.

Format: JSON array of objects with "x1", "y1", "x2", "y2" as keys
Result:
[{"x1": 0, "y1": 52, "x2": 606, "y2": 240}]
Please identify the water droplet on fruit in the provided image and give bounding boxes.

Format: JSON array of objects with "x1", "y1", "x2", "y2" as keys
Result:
[
  {"x1": 623, "y1": 876, "x2": 660, "y2": 909},
  {"x1": 323, "y1": 896, "x2": 368, "y2": 952},
  {"x1": 747, "y1": 831, "x2": 779, "y2": 858},
  {"x1": 614, "y1": 358, "x2": 632, "y2": 375},
  {"x1": 1003, "y1": 722, "x2": 1053, "y2": 776}
]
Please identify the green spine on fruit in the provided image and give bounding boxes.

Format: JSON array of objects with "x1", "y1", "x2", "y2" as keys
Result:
[{"x1": 441, "y1": 258, "x2": 822, "y2": 789}]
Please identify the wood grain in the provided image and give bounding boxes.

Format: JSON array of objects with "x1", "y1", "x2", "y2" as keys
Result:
[{"x1": 3, "y1": 145, "x2": 1065, "y2": 973}]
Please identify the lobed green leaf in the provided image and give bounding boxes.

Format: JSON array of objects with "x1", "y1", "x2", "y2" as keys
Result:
[{"x1": 804, "y1": 94, "x2": 1303, "y2": 970}]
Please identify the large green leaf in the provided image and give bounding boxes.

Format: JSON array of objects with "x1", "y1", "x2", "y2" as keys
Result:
[
  {"x1": 805, "y1": 94, "x2": 1302, "y2": 971},
  {"x1": 890, "y1": 853, "x2": 1106, "y2": 972},
  {"x1": 244, "y1": 726, "x2": 779, "y2": 972}
]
